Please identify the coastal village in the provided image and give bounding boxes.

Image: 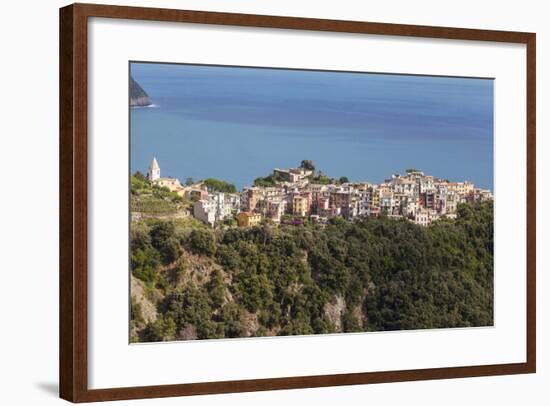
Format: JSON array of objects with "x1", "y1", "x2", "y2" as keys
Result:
[{"x1": 137, "y1": 157, "x2": 493, "y2": 228}]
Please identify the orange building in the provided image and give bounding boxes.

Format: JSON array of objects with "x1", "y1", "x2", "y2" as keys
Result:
[{"x1": 237, "y1": 211, "x2": 262, "y2": 227}]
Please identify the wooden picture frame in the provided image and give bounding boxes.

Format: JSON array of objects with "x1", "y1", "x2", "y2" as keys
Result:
[{"x1": 59, "y1": 3, "x2": 536, "y2": 402}]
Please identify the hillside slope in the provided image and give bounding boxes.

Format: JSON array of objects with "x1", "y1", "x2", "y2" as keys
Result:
[{"x1": 130, "y1": 200, "x2": 494, "y2": 342}]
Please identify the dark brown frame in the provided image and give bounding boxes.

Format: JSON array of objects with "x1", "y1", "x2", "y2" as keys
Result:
[{"x1": 59, "y1": 3, "x2": 536, "y2": 402}]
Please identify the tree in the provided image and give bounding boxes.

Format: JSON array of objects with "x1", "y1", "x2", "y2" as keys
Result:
[
  {"x1": 188, "y1": 229, "x2": 216, "y2": 256},
  {"x1": 207, "y1": 270, "x2": 226, "y2": 308},
  {"x1": 300, "y1": 160, "x2": 315, "y2": 171},
  {"x1": 130, "y1": 299, "x2": 144, "y2": 325},
  {"x1": 253, "y1": 176, "x2": 275, "y2": 187},
  {"x1": 339, "y1": 176, "x2": 349, "y2": 184},
  {"x1": 185, "y1": 177, "x2": 194, "y2": 186},
  {"x1": 221, "y1": 303, "x2": 244, "y2": 337},
  {"x1": 164, "y1": 285, "x2": 219, "y2": 339},
  {"x1": 130, "y1": 173, "x2": 150, "y2": 195},
  {"x1": 150, "y1": 222, "x2": 180, "y2": 264},
  {"x1": 131, "y1": 200, "x2": 493, "y2": 341},
  {"x1": 203, "y1": 178, "x2": 237, "y2": 193},
  {"x1": 131, "y1": 245, "x2": 161, "y2": 282},
  {"x1": 142, "y1": 316, "x2": 177, "y2": 342},
  {"x1": 133, "y1": 171, "x2": 147, "y2": 181}
]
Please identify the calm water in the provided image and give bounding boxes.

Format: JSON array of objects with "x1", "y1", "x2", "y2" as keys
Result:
[{"x1": 130, "y1": 63, "x2": 494, "y2": 191}]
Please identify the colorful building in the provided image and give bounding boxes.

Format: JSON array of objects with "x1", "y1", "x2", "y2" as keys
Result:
[
  {"x1": 237, "y1": 211, "x2": 262, "y2": 227},
  {"x1": 292, "y1": 195, "x2": 310, "y2": 217}
]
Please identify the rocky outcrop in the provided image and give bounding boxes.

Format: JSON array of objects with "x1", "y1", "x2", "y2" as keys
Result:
[
  {"x1": 323, "y1": 295, "x2": 346, "y2": 332},
  {"x1": 241, "y1": 311, "x2": 260, "y2": 337},
  {"x1": 130, "y1": 76, "x2": 152, "y2": 107},
  {"x1": 177, "y1": 325, "x2": 198, "y2": 340},
  {"x1": 130, "y1": 275, "x2": 158, "y2": 324}
]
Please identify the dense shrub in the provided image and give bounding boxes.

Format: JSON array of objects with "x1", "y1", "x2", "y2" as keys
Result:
[
  {"x1": 203, "y1": 178, "x2": 237, "y2": 193},
  {"x1": 150, "y1": 222, "x2": 180, "y2": 264},
  {"x1": 131, "y1": 201, "x2": 494, "y2": 341},
  {"x1": 188, "y1": 229, "x2": 216, "y2": 256}
]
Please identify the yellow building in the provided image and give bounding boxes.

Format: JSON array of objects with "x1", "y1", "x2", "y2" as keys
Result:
[
  {"x1": 372, "y1": 188, "x2": 381, "y2": 207},
  {"x1": 379, "y1": 183, "x2": 391, "y2": 194},
  {"x1": 448, "y1": 181, "x2": 474, "y2": 196},
  {"x1": 237, "y1": 211, "x2": 262, "y2": 227},
  {"x1": 154, "y1": 177, "x2": 182, "y2": 191},
  {"x1": 463, "y1": 181, "x2": 474, "y2": 195},
  {"x1": 292, "y1": 195, "x2": 310, "y2": 217}
]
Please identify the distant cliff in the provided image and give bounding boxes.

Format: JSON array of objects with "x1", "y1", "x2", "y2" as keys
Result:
[{"x1": 130, "y1": 76, "x2": 152, "y2": 107}]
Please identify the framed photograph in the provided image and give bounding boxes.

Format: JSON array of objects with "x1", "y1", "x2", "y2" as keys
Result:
[{"x1": 59, "y1": 3, "x2": 536, "y2": 402}]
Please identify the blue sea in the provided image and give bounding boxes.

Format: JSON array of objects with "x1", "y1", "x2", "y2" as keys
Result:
[{"x1": 130, "y1": 62, "x2": 494, "y2": 191}]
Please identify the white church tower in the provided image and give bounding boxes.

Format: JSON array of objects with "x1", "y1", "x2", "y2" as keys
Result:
[{"x1": 148, "y1": 157, "x2": 160, "y2": 182}]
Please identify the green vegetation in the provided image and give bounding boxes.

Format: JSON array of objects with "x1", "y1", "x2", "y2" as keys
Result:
[
  {"x1": 130, "y1": 201, "x2": 493, "y2": 341},
  {"x1": 310, "y1": 170, "x2": 338, "y2": 185},
  {"x1": 203, "y1": 178, "x2": 237, "y2": 193},
  {"x1": 189, "y1": 229, "x2": 216, "y2": 256},
  {"x1": 300, "y1": 159, "x2": 316, "y2": 171},
  {"x1": 253, "y1": 161, "x2": 349, "y2": 186},
  {"x1": 130, "y1": 173, "x2": 186, "y2": 215},
  {"x1": 306, "y1": 166, "x2": 349, "y2": 185},
  {"x1": 141, "y1": 316, "x2": 177, "y2": 342},
  {"x1": 131, "y1": 199, "x2": 181, "y2": 215},
  {"x1": 339, "y1": 176, "x2": 349, "y2": 184},
  {"x1": 253, "y1": 171, "x2": 286, "y2": 187}
]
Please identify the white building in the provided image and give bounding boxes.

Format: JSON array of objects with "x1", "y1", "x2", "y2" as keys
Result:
[
  {"x1": 225, "y1": 193, "x2": 241, "y2": 213},
  {"x1": 147, "y1": 157, "x2": 161, "y2": 182},
  {"x1": 146, "y1": 157, "x2": 186, "y2": 193},
  {"x1": 193, "y1": 192, "x2": 234, "y2": 227},
  {"x1": 413, "y1": 208, "x2": 439, "y2": 226},
  {"x1": 212, "y1": 192, "x2": 232, "y2": 220},
  {"x1": 380, "y1": 192, "x2": 395, "y2": 212},
  {"x1": 193, "y1": 199, "x2": 217, "y2": 226},
  {"x1": 266, "y1": 199, "x2": 287, "y2": 223}
]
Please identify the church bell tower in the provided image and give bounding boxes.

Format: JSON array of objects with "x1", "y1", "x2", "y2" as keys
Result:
[{"x1": 148, "y1": 157, "x2": 160, "y2": 181}]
